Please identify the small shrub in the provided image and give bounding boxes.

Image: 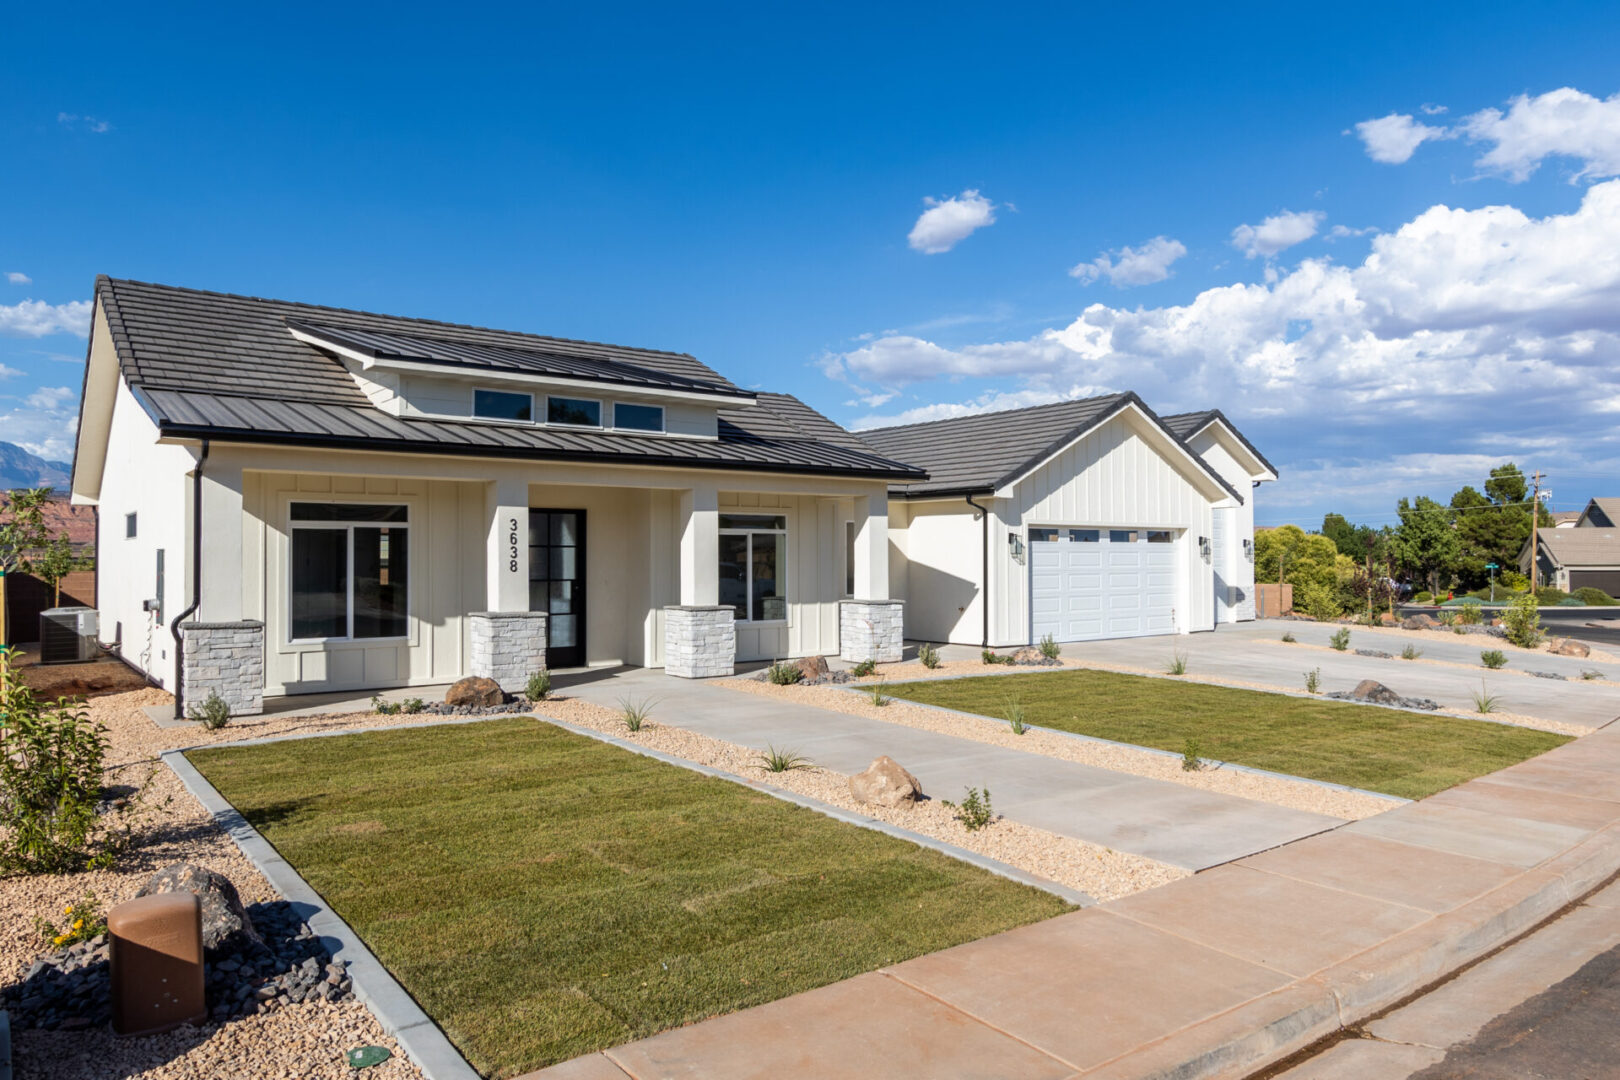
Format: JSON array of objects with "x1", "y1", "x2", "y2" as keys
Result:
[
  {"x1": 1304, "y1": 667, "x2": 1321, "y2": 694},
  {"x1": 942, "y1": 787, "x2": 994, "y2": 831},
  {"x1": 918, "y1": 642, "x2": 942, "y2": 669},
  {"x1": 1581, "y1": 669, "x2": 1605, "y2": 681},
  {"x1": 865, "y1": 678, "x2": 890, "y2": 706},
  {"x1": 757, "y1": 745, "x2": 811, "y2": 772},
  {"x1": 1003, "y1": 695, "x2": 1027, "y2": 736},
  {"x1": 851, "y1": 658, "x2": 877, "y2": 677},
  {"x1": 1454, "y1": 627, "x2": 1468, "y2": 635},
  {"x1": 1401, "y1": 644, "x2": 1422, "y2": 661},
  {"x1": 1536, "y1": 586, "x2": 1570, "y2": 605},
  {"x1": 981, "y1": 648, "x2": 1009, "y2": 665},
  {"x1": 399, "y1": 697, "x2": 425, "y2": 715},
  {"x1": 35, "y1": 892, "x2": 106, "y2": 948},
  {"x1": 525, "y1": 670, "x2": 552, "y2": 702},
  {"x1": 370, "y1": 696, "x2": 401, "y2": 716},
  {"x1": 1501, "y1": 593, "x2": 1543, "y2": 649},
  {"x1": 1037, "y1": 633, "x2": 1060, "y2": 661},
  {"x1": 1574, "y1": 586, "x2": 1619, "y2": 606},
  {"x1": 1471, "y1": 682, "x2": 1500, "y2": 714},
  {"x1": 1281, "y1": 631, "x2": 1297, "y2": 643},
  {"x1": 1329, "y1": 628, "x2": 1351, "y2": 651},
  {"x1": 1413, "y1": 591, "x2": 1433, "y2": 605},
  {"x1": 190, "y1": 690, "x2": 232, "y2": 730},
  {"x1": 619, "y1": 696, "x2": 655, "y2": 732},
  {"x1": 1437, "y1": 609, "x2": 1458, "y2": 627},
  {"x1": 1166, "y1": 650, "x2": 1188, "y2": 675},
  {"x1": 1480, "y1": 649, "x2": 1507, "y2": 670},
  {"x1": 1454, "y1": 600, "x2": 1483, "y2": 626},
  {"x1": 1181, "y1": 738, "x2": 1203, "y2": 772},
  {"x1": 767, "y1": 660, "x2": 804, "y2": 685}
]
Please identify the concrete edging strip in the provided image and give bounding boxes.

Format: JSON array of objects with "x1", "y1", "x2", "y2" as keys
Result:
[{"x1": 161, "y1": 749, "x2": 481, "y2": 1080}]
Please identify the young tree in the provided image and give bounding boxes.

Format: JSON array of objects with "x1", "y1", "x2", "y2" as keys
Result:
[
  {"x1": 0, "y1": 489, "x2": 53, "y2": 646},
  {"x1": 1391, "y1": 496, "x2": 1461, "y2": 596},
  {"x1": 35, "y1": 536, "x2": 76, "y2": 607},
  {"x1": 1256, "y1": 525, "x2": 1346, "y2": 618}
]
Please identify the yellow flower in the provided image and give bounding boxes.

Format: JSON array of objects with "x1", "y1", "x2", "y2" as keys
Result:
[{"x1": 73, "y1": 919, "x2": 83, "y2": 929}]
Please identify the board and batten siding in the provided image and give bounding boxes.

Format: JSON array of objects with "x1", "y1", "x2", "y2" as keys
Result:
[
  {"x1": 1184, "y1": 431, "x2": 1258, "y2": 622},
  {"x1": 717, "y1": 490, "x2": 848, "y2": 663}
]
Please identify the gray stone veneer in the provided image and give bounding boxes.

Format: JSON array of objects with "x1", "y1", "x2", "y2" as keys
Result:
[
  {"x1": 839, "y1": 599, "x2": 905, "y2": 663},
  {"x1": 180, "y1": 620, "x2": 265, "y2": 717},
  {"x1": 663, "y1": 605, "x2": 735, "y2": 679},
  {"x1": 470, "y1": 611, "x2": 549, "y2": 691}
]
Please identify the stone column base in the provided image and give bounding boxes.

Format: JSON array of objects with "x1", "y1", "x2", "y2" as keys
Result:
[
  {"x1": 663, "y1": 606, "x2": 735, "y2": 678},
  {"x1": 470, "y1": 612, "x2": 549, "y2": 691},
  {"x1": 181, "y1": 620, "x2": 265, "y2": 717},
  {"x1": 840, "y1": 599, "x2": 904, "y2": 663}
]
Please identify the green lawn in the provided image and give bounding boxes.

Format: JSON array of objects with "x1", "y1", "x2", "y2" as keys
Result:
[
  {"x1": 188, "y1": 719, "x2": 1068, "y2": 1077},
  {"x1": 885, "y1": 670, "x2": 1569, "y2": 800}
]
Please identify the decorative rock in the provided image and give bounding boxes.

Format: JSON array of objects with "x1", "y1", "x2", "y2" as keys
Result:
[
  {"x1": 794, "y1": 655, "x2": 830, "y2": 681},
  {"x1": 1379, "y1": 612, "x2": 1399, "y2": 626},
  {"x1": 136, "y1": 863, "x2": 263, "y2": 957},
  {"x1": 445, "y1": 675, "x2": 504, "y2": 707},
  {"x1": 1401, "y1": 614, "x2": 1438, "y2": 630},
  {"x1": 1326, "y1": 680, "x2": 1440, "y2": 711},
  {"x1": 1550, "y1": 637, "x2": 1591, "y2": 658},
  {"x1": 1531, "y1": 671, "x2": 1567, "y2": 681},
  {"x1": 1354, "y1": 649, "x2": 1393, "y2": 659},
  {"x1": 849, "y1": 756, "x2": 924, "y2": 808}
]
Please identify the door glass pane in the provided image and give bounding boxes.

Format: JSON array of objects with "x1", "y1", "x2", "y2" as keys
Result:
[
  {"x1": 1146, "y1": 530, "x2": 1174, "y2": 543},
  {"x1": 1070, "y1": 529, "x2": 1100, "y2": 542},
  {"x1": 529, "y1": 513, "x2": 549, "y2": 548},
  {"x1": 1029, "y1": 528, "x2": 1058, "y2": 542},
  {"x1": 549, "y1": 580, "x2": 572, "y2": 614},
  {"x1": 353, "y1": 526, "x2": 408, "y2": 638},
  {"x1": 551, "y1": 513, "x2": 577, "y2": 546},
  {"x1": 291, "y1": 529, "x2": 348, "y2": 639},
  {"x1": 550, "y1": 547, "x2": 576, "y2": 579},
  {"x1": 292, "y1": 503, "x2": 407, "y2": 522},
  {"x1": 751, "y1": 533, "x2": 784, "y2": 621},
  {"x1": 718, "y1": 534, "x2": 749, "y2": 619},
  {"x1": 1110, "y1": 530, "x2": 1137, "y2": 543},
  {"x1": 550, "y1": 613, "x2": 577, "y2": 646}
]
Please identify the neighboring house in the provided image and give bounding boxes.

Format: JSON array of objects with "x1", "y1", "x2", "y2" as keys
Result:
[
  {"x1": 1520, "y1": 499, "x2": 1620, "y2": 594},
  {"x1": 1551, "y1": 510, "x2": 1582, "y2": 529},
  {"x1": 858, "y1": 396, "x2": 1276, "y2": 648},
  {"x1": 71, "y1": 278, "x2": 923, "y2": 715}
]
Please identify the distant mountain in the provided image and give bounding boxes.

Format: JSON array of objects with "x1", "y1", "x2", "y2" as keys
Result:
[{"x1": 0, "y1": 442, "x2": 72, "y2": 491}]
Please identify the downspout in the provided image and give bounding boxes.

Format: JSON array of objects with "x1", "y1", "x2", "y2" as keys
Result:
[
  {"x1": 169, "y1": 439, "x2": 209, "y2": 720},
  {"x1": 964, "y1": 494, "x2": 989, "y2": 648}
]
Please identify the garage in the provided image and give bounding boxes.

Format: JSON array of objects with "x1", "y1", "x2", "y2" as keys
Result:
[{"x1": 1029, "y1": 527, "x2": 1179, "y2": 642}]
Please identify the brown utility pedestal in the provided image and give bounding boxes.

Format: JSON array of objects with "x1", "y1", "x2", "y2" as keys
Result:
[{"x1": 109, "y1": 892, "x2": 207, "y2": 1035}]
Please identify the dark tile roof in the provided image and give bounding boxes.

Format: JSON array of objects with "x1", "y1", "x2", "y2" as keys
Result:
[
  {"x1": 1160, "y1": 409, "x2": 1278, "y2": 477},
  {"x1": 96, "y1": 278, "x2": 924, "y2": 481}
]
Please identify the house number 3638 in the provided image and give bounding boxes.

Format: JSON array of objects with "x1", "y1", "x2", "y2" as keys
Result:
[{"x1": 508, "y1": 517, "x2": 519, "y2": 573}]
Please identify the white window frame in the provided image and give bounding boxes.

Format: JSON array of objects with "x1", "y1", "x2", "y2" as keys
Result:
[
  {"x1": 720, "y1": 514, "x2": 789, "y2": 625},
  {"x1": 287, "y1": 504, "x2": 412, "y2": 645},
  {"x1": 470, "y1": 387, "x2": 535, "y2": 423},
  {"x1": 612, "y1": 401, "x2": 665, "y2": 433},
  {"x1": 545, "y1": 394, "x2": 604, "y2": 428}
]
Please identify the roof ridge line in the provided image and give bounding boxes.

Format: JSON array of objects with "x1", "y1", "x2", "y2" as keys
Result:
[{"x1": 858, "y1": 391, "x2": 1128, "y2": 434}]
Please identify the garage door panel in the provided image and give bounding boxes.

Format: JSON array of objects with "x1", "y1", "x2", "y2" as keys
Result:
[{"x1": 1030, "y1": 529, "x2": 1180, "y2": 644}]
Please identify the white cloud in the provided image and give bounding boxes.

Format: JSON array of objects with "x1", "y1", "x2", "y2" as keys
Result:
[
  {"x1": 0, "y1": 299, "x2": 92, "y2": 338},
  {"x1": 57, "y1": 112, "x2": 111, "y2": 134},
  {"x1": 907, "y1": 190, "x2": 997, "y2": 254},
  {"x1": 1420, "y1": 104, "x2": 1449, "y2": 116},
  {"x1": 1354, "y1": 112, "x2": 1450, "y2": 164},
  {"x1": 5, "y1": 272, "x2": 31, "y2": 286},
  {"x1": 1230, "y1": 210, "x2": 1324, "y2": 258},
  {"x1": 852, "y1": 388, "x2": 1077, "y2": 430},
  {"x1": 836, "y1": 182, "x2": 1620, "y2": 466},
  {"x1": 1460, "y1": 88, "x2": 1620, "y2": 182},
  {"x1": 0, "y1": 392, "x2": 79, "y2": 461},
  {"x1": 1326, "y1": 224, "x2": 1377, "y2": 240},
  {"x1": 1070, "y1": 236, "x2": 1187, "y2": 287},
  {"x1": 25, "y1": 387, "x2": 76, "y2": 410}
]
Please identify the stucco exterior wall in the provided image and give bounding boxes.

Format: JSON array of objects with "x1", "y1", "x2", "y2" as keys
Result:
[{"x1": 891, "y1": 499, "x2": 987, "y2": 645}]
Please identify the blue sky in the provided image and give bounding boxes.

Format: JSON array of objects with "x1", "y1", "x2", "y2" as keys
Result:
[{"x1": 5, "y1": 2, "x2": 1620, "y2": 526}]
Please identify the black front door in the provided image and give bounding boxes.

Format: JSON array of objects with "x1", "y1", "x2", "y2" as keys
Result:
[{"x1": 529, "y1": 509, "x2": 586, "y2": 668}]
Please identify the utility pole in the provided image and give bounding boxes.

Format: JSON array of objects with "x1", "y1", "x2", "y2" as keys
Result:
[{"x1": 1530, "y1": 471, "x2": 1545, "y2": 597}]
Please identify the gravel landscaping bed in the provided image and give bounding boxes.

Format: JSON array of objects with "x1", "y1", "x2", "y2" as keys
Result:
[
  {"x1": 528, "y1": 696, "x2": 1184, "y2": 901},
  {"x1": 1269, "y1": 636, "x2": 1618, "y2": 690},
  {"x1": 721, "y1": 677, "x2": 1400, "y2": 820},
  {"x1": 1346, "y1": 622, "x2": 1620, "y2": 665},
  {"x1": 0, "y1": 686, "x2": 422, "y2": 1080}
]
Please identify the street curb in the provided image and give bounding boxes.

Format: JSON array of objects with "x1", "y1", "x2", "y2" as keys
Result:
[
  {"x1": 161, "y1": 750, "x2": 481, "y2": 1080},
  {"x1": 830, "y1": 684, "x2": 1411, "y2": 806}
]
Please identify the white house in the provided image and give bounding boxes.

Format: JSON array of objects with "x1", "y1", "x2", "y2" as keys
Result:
[
  {"x1": 859, "y1": 397, "x2": 1277, "y2": 648},
  {"x1": 71, "y1": 278, "x2": 922, "y2": 716}
]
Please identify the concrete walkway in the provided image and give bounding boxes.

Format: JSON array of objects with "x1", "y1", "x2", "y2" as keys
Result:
[
  {"x1": 1060, "y1": 621, "x2": 1619, "y2": 730},
  {"x1": 526, "y1": 719, "x2": 1620, "y2": 1080},
  {"x1": 551, "y1": 667, "x2": 1343, "y2": 871}
]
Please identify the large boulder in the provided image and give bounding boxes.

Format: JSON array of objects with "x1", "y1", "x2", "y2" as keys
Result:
[
  {"x1": 794, "y1": 655, "x2": 830, "y2": 681},
  {"x1": 1379, "y1": 612, "x2": 1399, "y2": 626},
  {"x1": 445, "y1": 676, "x2": 504, "y2": 707},
  {"x1": 136, "y1": 863, "x2": 262, "y2": 957},
  {"x1": 1345, "y1": 679, "x2": 1404, "y2": 706},
  {"x1": 1402, "y1": 614, "x2": 1438, "y2": 631},
  {"x1": 1009, "y1": 646, "x2": 1049, "y2": 665},
  {"x1": 849, "y1": 756, "x2": 924, "y2": 809},
  {"x1": 1550, "y1": 637, "x2": 1591, "y2": 658}
]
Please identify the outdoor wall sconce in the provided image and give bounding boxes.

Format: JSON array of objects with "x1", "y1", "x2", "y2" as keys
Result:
[
  {"x1": 1009, "y1": 531, "x2": 1026, "y2": 564},
  {"x1": 1243, "y1": 538, "x2": 1254, "y2": 561},
  {"x1": 1198, "y1": 535, "x2": 1212, "y2": 559}
]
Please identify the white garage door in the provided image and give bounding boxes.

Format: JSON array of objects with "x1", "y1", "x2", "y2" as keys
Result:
[{"x1": 1030, "y1": 527, "x2": 1178, "y2": 642}]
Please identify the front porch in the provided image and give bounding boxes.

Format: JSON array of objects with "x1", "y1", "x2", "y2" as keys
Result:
[{"x1": 175, "y1": 448, "x2": 903, "y2": 715}]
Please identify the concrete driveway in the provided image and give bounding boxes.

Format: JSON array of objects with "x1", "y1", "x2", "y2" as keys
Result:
[
  {"x1": 1057, "y1": 619, "x2": 1619, "y2": 730},
  {"x1": 551, "y1": 667, "x2": 1343, "y2": 872}
]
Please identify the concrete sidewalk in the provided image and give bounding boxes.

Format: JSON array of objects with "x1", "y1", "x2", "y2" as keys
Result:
[
  {"x1": 526, "y1": 722, "x2": 1620, "y2": 1080},
  {"x1": 552, "y1": 667, "x2": 1343, "y2": 871}
]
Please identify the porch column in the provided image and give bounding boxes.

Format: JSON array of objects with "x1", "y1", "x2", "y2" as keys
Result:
[
  {"x1": 841, "y1": 488, "x2": 903, "y2": 663},
  {"x1": 197, "y1": 460, "x2": 244, "y2": 622},
  {"x1": 472, "y1": 476, "x2": 547, "y2": 689},
  {"x1": 665, "y1": 481, "x2": 733, "y2": 678}
]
